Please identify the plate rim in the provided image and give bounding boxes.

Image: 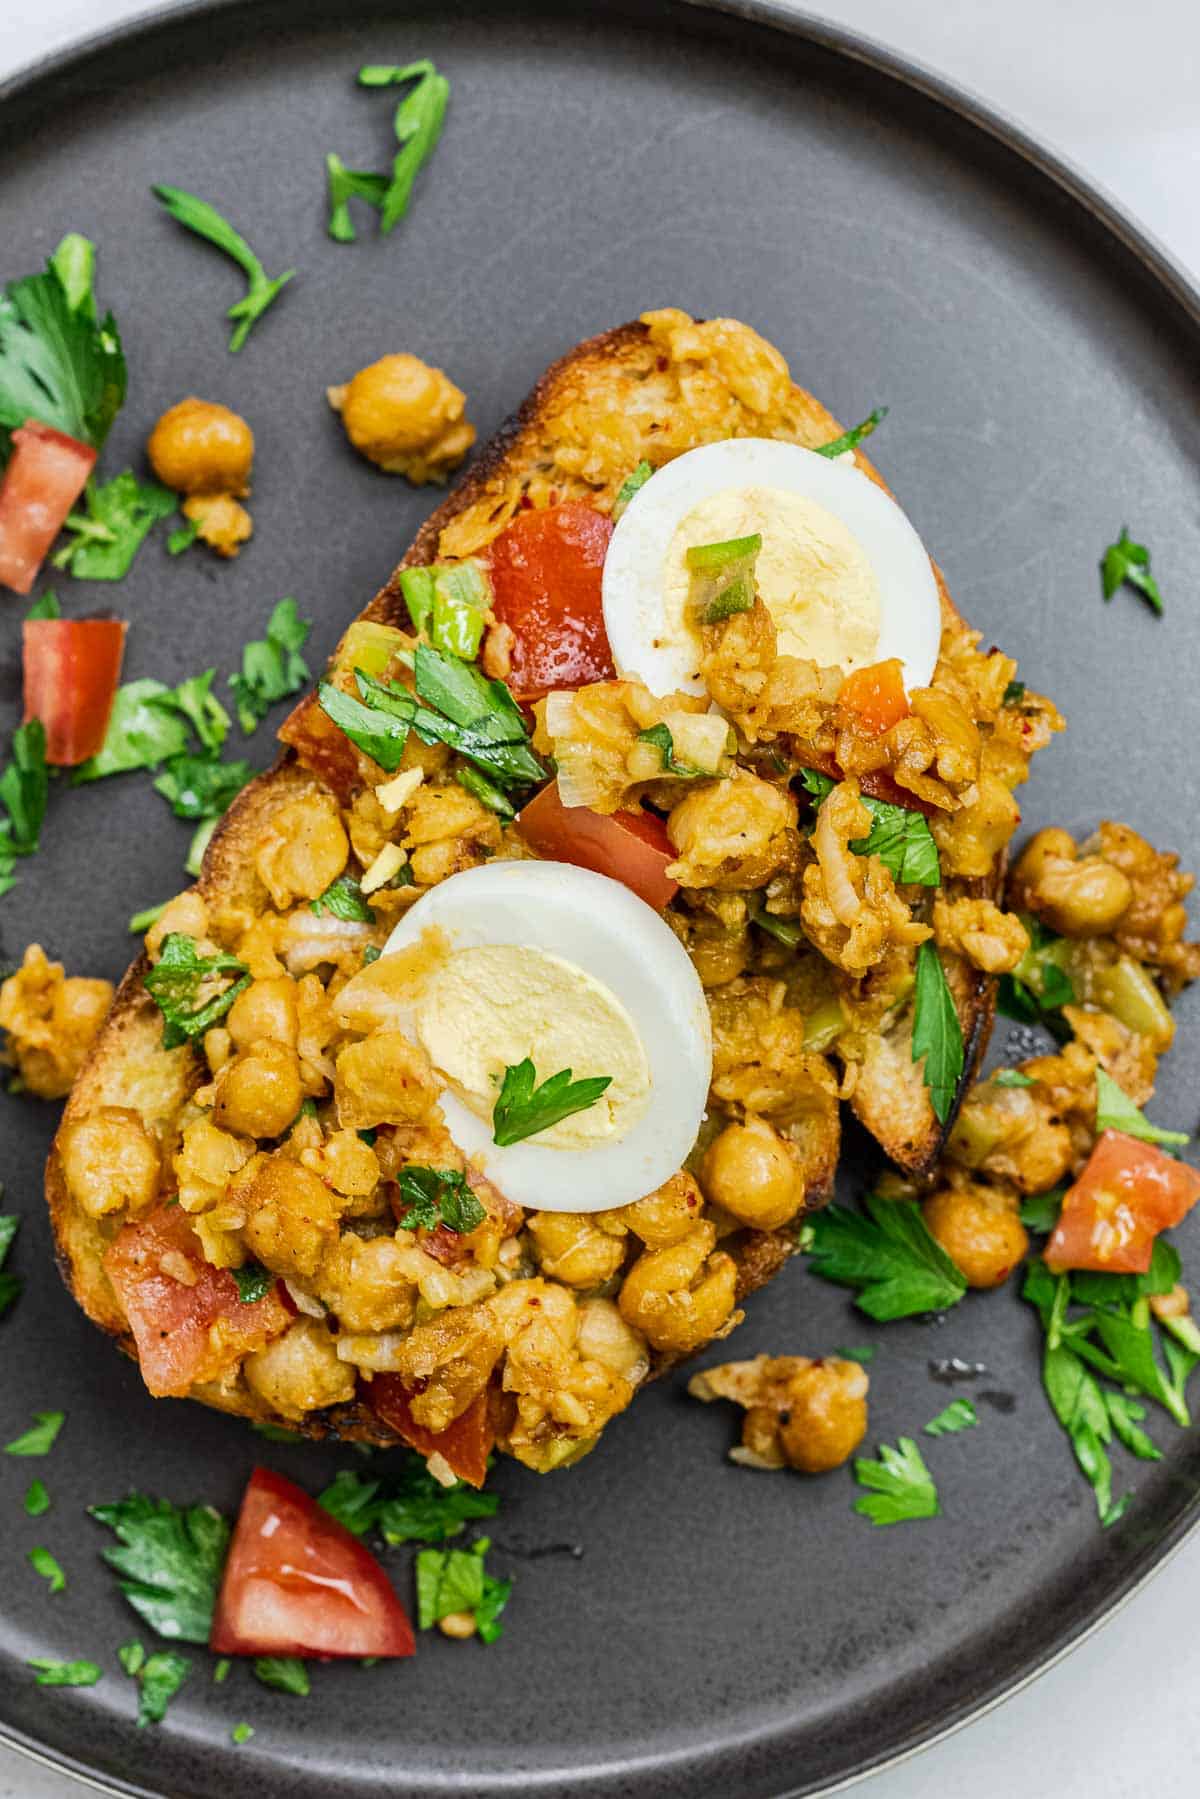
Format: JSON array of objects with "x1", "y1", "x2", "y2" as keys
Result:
[{"x1": 2, "y1": 2, "x2": 1200, "y2": 1796}]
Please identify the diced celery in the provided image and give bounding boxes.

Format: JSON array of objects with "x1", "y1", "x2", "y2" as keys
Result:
[
  {"x1": 399, "y1": 567, "x2": 437, "y2": 634},
  {"x1": 337, "y1": 620, "x2": 410, "y2": 680},
  {"x1": 802, "y1": 996, "x2": 845, "y2": 1052},
  {"x1": 1094, "y1": 956, "x2": 1174, "y2": 1049}
]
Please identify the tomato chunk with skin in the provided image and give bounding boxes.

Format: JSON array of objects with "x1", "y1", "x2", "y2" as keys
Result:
[
  {"x1": 368, "y1": 1378, "x2": 494, "y2": 1489},
  {"x1": 837, "y1": 658, "x2": 909, "y2": 734},
  {"x1": 211, "y1": 1468, "x2": 414, "y2": 1660},
  {"x1": 24, "y1": 618, "x2": 127, "y2": 765},
  {"x1": 1045, "y1": 1130, "x2": 1200, "y2": 1274},
  {"x1": 0, "y1": 422, "x2": 97, "y2": 595},
  {"x1": 486, "y1": 503, "x2": 615, "y2": 701},
  {"x1": 517, "y1": 780, "x2": 678, "y2": 911},
  {"x1": 104, "y1": 1203, "x2": 291, "y2": 1398}
]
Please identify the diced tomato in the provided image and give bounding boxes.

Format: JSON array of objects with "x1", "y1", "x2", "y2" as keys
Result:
[
  {"x1": 103, "y1": 1203, "x2": 291, "y2": 1398},
  {"x1": 368, "y1": 1378, "x2": 494, "y2": 1489},
  {"x1": 0, "y1": 421, "x2": 96, "y2": 596},
  {"x1": 210, "y1": 1468, "x2": 414, "y2": 1661},
  {"x1": 517, "y1": 780, "x2": 678, "y2": 911},
  {"x1": 23, "y1": 618, "x2": 127, "y2": 765},
  {"x1": 1045, "y1": 1130, "x2": 1200, "y2": 1274},
  {"x1": 837, "y1": 658, "x2": 910, "y2": 733},
  {"x1": 486, "y1": 503, "x2": 615, "y2": 701}
]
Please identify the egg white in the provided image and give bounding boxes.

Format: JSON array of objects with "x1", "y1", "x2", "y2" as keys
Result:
[
  {"x1": 601, "y1": 436, "x2": 941, "y2": 697},
  {"x1": 381, "y1": 861, "x2": 712, "y2": 1213}
]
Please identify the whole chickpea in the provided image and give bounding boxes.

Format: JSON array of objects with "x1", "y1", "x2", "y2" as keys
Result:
[
  {"x1": 922, "y1": 1184, "x2": 1029, "y2": 1289},
  {"x1": 1011, "y1": 827, "x2": 1133, "y2": 938},
  {"x1": 526, "y1": 1211, "x2": 627, "y2": 1289},
  {"x1": 147, "y1": 397, "x2": 254, "y2": 496},
  {"x1": 776, "y1": 1359, "x2": 869, "y2": 1473},
  {"x1": 227, "y1": 976, "x2": 300, "y2": 1053},
  {"x1": 213, "y1": 1040, "x2": 304, "y2": 1140},
  {"x1": 701, "y1": 1117, "x2": 806, "y2": 1231},
  {"x1": 618, "y1": 1221, "x2": 739, "y2": 1356},
  {"x1": 328, "y1": 354, "x2": 475, "y2": 483}
]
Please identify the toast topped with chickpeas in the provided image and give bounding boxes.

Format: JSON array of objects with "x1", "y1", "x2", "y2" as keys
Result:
[{"x1": 46, "y1": 310, "x2": 1060, "y2": 1477}]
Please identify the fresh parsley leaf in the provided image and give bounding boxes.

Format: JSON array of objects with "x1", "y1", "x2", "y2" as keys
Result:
[
  {"x1": 612, "y1": 460, "x2": 654, "y2": 521},
  {"x1": 924, "y1": 1398, "x2": 977, "y2": 1437},
  {"x1": 231, "y1": 1263, "x2": 273, "y2": 1304},
  {"x1": 171, "y1": 669, "x2": 231, "y2": 751},
  {"x1": 153, "y1": 753, "x2": 252, "y2": 822},
  {"x1": 136, "y1": 1650, "x2": 190, "y2": 1727},
  {"x1": 29, "y1": 1658, "x2": 101, "y2": 1688},
  {"x1": 360, "y1": 62, "x2": 450, "y2": 234},
  {"x1": 805, "y1": 1194, "x2": 967, "y2": 1320},
  {"x1": 317, "y1": 680, "x2": 412, "y2": 771},
  {"x1": 28, "y1": 1546, "x2": 66, "y2": 1593},
  {"x1": 232, "y1": 1722, "x2": 255, "y2": 1745},
  {"x1": 993, "y1": 1068, "x2": 1035, "y2": 1088},
  {"x1": 144, "y1": 934, "x2": 250, "y2": 1050},
  {"x1": 253, "y1": 1655, "x2": 310, "y2": 1696},
  {"x1": 635, "y1": 723, "x2": 708, "y2": 779},
  {"x1": 0, "y1": 251, "x2": 125, "y2": 450},
  {"x1": 5, "y1": 1411, "x2": 65, "y2": 1457},
  {"x1": 152, "y1": 185, "x2": 295, "y2": 352},
  {"x1": 1019, "y1": 1189, "x2": 1064, "y2": 1234},
  {"x1": 475, "y1": 1570, "x2": 513, "y2": 1644},
  {"x1": 90, "y1": 1493, "x2": 230, "y2": 1644},
  {"x1": 1101, "y1": 526, "x2": 1162, "y2": 616},
  {"x1": 911, "y1": 942, "x2": 964, "y2": 1124},
  {"x1": 852, "y1": 1437, "x2": 939, "y2": 1526},
  {"x1": 318, "y1": 1469, "x2": 382, "y2": 1537},
  {"x1": 25, "y1": 590, "x2": 61, "y2": 619},
  {"x1": 325, "y1": 153, "x2": 390, "y2": 243},
  {"x1": 1093, "y1": 1068, "x2": 1188, "y2": 1148},
  {"x1": 228, "y1": 599, "x2": 311, "y2": 733},
  {"x1": 799, "y1": 770, "x2": 939, "y2": 885},
  {"x1": 311, "y1": 872, "x2": 376, "y2": 922},
  {"x1": 1002, "y1": 680, "x2": 1026, "y2": 706},
  {"x1": 24, "y1": 1478, "x2": 50, "y2": 1517},
  {"x1": 167, "y1": 516, "x2": 201, "y2": 556},
  {"x1": 72, "y1": 679, "x2": 189, "y2": 782},
  {"x1": 492, "y1": 1058, "x2": 613, "y2": 1148},
  {"x1": 52, "y1": 471, "x2": 176, "y2": 579},
  {"x1": 814, "y1": 406, "x2": 887, "y2": 460},
  {"x1": 415, "y1": 1538, "x2": 510, "y2": 1641},
  {"x1": 118, "y1": 1641, "x2": 145, "y2": 1677},
  {"x1": 396, "y1": 1166, "x2": 487, "y2": 1234}
]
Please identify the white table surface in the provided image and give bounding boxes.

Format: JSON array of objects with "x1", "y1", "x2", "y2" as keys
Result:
[{"x1": 1, "y1": 2, "x2": 1198, "y2": 1795}]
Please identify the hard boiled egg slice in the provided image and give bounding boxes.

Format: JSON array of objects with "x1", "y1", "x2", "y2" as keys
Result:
[
  {"x1": 601, "y1": 436, "x2": 941, "y2": 697},
  {"x1": 378, "y1": 860, "x2": 711, "y2": 1213}
]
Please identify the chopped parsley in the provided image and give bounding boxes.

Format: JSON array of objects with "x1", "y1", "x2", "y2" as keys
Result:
[
  {"x1": 0, "y1": 234, "x2": 125, "y2": 452},
  {"x1": 415, "y1": 1538, "x2": 511, "y2": 1643},
  {"x1": 1093, "y1": 1069, "x2": 1189, "y2": 1148},
  {"x1": 1002, "y1": 680, "x2": 1026, "y2": 706},
  {"x1": 24, "y1": 1478, "x2": 50, "y2": 1517},
  {"x1": 997, "y1": 918, "x2": 1075, "y2": 1038},
  {"x1": 636, "y1": 723, "x2": 709, "y2": 779},
  {"x1": 492, "y1": 1058, "x2": 613, "y2": 1148},
  {"x1": 25, "y1": 589, "x2": 61, "y2": 619},
  {"x1": 993, "y1": 1068, "x2": 1035, "y2": 1088},
  {"x1": 911, "y1": 941, "x2": 964, "y2": 1124},
  {"x1": 835, "y1": 1345, "x2": 876, "y2": 1365},
  {"x1": 28, "y1": 1546, "x2": 66, "y2": 1593},
  {"x1": 852, "y1": 1437, "x2": 939, "y2": 1526},
  {"x1": 51, "y1": 470, "x2": 176, "y2": 580},
  {"x1": 144, "y1": 934, "x2": 251, "y2": 1050},
  {"x1": 799, "y1": 769, "x2": 939, "y2": 885},
  {"x1": 167, "y1": 516, "x2": 201, "y2": 556},
  {"x1": 327, "y1": 62, "x2": 450, "y2": 241},
  {"x1": 231, "y1": 1263, "x2": 274, "y2": 1304},
  {"x1": 318, "y1": 1460, "x2": 498, "y2": 1546},
  {"x1": 0, "y1": 719, "x2": 49, "y2": 899},
  {"x1": 814, "y1": 406, "x2": 887, "y2": 460},
  {"x1": 90, "y1": 1492, "x2": 231, "y2": 1643},
  {"x1": 232, "y1": 1722, "x2": 255, "y2": 1744},
  {"x1": 253, "y1": 1655, "x2": 310, "y2": 1696},
  {"x1": 228, "y1": 598, "x2": 312, "y2": 733},
  {"x1": 612, "y1": 460, "x2": 654, "y2": 521},
  {"x1": 135, "y1": 1651, "x2": 191, "y2": 1727},
  {"x1": 29, "y1": 1658, "x2": 101, "y2": 1688},
  {"x1": 1101, "y1": 526, "x2": 1162, "y2": 616},
  {"x1": 311, "y1": 872, "x2": 376, "y2": 922},
  {"x1": 1019, "y1": 1189, "x2": 1064, "y2": 1234},
  {"x1": 154, "y1": 752, "x2": 252, "y2": 821},
  {"x1": 396, "y1": 1166, "x2": 487, "y2": 1234},
  {"x1": 72, "y1": 679, "x2": 190, "y2": 782},
  {"x1": 152, "y1": 185, "x2": 294, "y2": 351},
  {"x1": 118, "y1": 1641, "x2": 145, "y2": 1677},
  {"x1": 805, "y1": 1194, "x2": 967, "y2": 1320},
  {"x1": 169, "y1": 670, "x2": 232, "y2": 752},
  {"x1": 924, "y1": 1398, "x2": 977, "y2": 1437},
  {"x1": 5, "y1": 1411, "x2": 65, "y2": 1457},
  {"x1": 0, "y1": 1209, "x2": 21, "y2": 1319}
]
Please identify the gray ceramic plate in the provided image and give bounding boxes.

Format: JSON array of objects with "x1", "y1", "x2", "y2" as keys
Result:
[{"x1": 2, "y1": 3, "x2": 1200, "y2": 1796}]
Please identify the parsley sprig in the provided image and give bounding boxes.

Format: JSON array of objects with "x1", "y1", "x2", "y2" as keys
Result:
[
  {"x1": 51, "y1": 471, "x2": 176, "y2": 580},
  {"x1": 1101, "y1": 526, "x2": 1163, "y2": 616},
  {"x1": 911, "y1": 941, "x2": 964, "y2": 1124},
  {"x1": 0, "y1": 234, "x2": 125, "y2": 451},
  {"x1": 152, "y1": 185, "x2": 294, "y2": 351},
  {"x1": 144, "y1": 934, "x2": 251, "y2": 1050},
  {"x1": 326, "y1": 62, "x2": 450, "y2": 241},
  {"x1": 492, "y1": 1059, "x2": 613, "y2": 1148},
  {"x1": 396, "y1": 1167, "x2": 487, "y2": 1234},
  {"x1": 229, "y1": 598, "x2": 311, "y2": 733},
  {"x1": 90, "y1": 1492, "x2": 231, "y2": 1644},
  {"x1": 805, "y1": 1194, "x2": 967, "y2": 1320},
  {"x1": 852, "y1": 1436, "x2": 939, "y2": 1526}
]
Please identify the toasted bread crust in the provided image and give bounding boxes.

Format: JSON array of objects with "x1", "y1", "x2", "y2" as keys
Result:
[{"x1": 46, "y1": 317, "x2": 992, "y2": 1442}]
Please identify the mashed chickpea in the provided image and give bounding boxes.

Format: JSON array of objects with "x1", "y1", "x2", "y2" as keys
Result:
[
  {"x1": 148, "y1": 397, "x2": 255, "y2": 558},
  {"x1": 328, "y1": 353, "x2": 475, "y2": 484}
]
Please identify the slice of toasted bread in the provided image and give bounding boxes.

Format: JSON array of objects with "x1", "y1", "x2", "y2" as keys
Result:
[{"x1": 46, "y1": 315, "x2": 993, "y2": 1443}]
